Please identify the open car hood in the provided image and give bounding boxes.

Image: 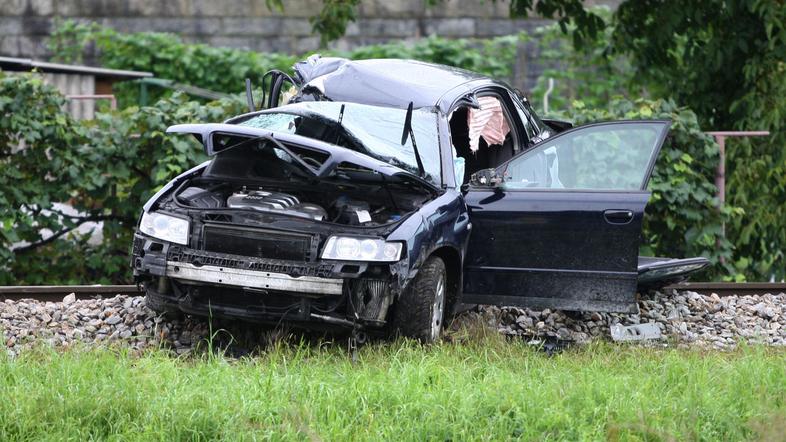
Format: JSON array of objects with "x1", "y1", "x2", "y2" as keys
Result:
[{"x1": 166, "y1": 123, "x2": 438, "y2": 191}]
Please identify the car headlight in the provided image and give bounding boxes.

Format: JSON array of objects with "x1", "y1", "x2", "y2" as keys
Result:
[
  {"x1": 321, "y1": 236, "x2": 403, "y2": 262},
  {"x1": 139, "y1": 211, "x2": 190, "y2": 245}
]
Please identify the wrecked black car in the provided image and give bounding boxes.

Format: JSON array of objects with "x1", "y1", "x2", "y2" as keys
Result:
[{"x1": 131, "y1": 56, "x2": 709, "y2": 342}]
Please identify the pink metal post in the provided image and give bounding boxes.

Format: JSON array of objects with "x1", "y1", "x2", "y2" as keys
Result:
[{"x1": 704, "y1": 131, "x2": 770, "y2": 260}]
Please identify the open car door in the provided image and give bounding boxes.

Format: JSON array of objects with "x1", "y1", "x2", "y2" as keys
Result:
[{"x1": 462, "y1": 121, "x2": 671, "y2": 313}]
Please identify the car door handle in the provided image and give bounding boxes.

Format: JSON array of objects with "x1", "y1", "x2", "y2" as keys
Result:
[{"x1": 603, "y1": 209, "x2": 634, "y2": 225}]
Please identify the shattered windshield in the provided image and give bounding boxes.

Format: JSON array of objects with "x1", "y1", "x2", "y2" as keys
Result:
[{"x1": 238, "y1": 102, "x2": 442, "y2": 185}]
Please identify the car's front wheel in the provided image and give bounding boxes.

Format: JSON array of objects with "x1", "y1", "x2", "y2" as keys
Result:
[
  {"x1": 392, "y1": 256, "x2": 447, "y2": 343},
  {"x1": 144, "y1": 282, "x2": 183, "y2": 319}
]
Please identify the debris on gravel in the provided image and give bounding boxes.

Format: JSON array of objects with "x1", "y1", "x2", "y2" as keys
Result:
[
  {"x1": 457, "y1": 290, "x2": 786, "y2": 348},
  {"x1": 1, "y1": 289, "x2": 785, "y2": 357}
]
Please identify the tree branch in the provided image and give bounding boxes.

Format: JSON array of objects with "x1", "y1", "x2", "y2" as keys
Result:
[{"x1": 11, "y1": 214, "x2": 125, "y2": 254}]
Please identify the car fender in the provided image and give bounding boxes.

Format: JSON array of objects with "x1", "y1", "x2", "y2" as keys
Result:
[
  {"x1": 387, "y1": 191, "x2": 469, "y2": 296},
  {"x1": 142, "y1": 161, "x2": 211, "y2": 213}
]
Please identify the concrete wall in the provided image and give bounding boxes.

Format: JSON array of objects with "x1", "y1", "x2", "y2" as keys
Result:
[
  {"x1": 0, "y1": 0, "x2": 619, "y2": 56},
  {"x1": 1, "y1": 0, "x2": 617, "y2": 91}
]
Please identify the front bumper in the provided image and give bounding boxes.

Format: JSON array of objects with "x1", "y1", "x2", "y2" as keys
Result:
[
  {"x1": 166, "y1": 261, "x2": 344, "y2": 295},
  {"x1": 132, "y1": 233, "x2": 398, "y2": 328}
]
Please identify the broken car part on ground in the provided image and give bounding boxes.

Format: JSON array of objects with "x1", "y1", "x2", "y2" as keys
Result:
[{"x1": 131, "y1": 56, "x2": 709, "y2": 342}]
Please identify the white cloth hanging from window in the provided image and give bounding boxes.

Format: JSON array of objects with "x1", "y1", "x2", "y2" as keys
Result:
[{"x1": 467, "y1": 96, "x2": 510, "y2": 152}]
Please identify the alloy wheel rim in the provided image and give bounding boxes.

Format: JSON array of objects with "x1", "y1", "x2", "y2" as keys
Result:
[{"x1": 430, "y1": 275, "x2": 445, "y2": 341}]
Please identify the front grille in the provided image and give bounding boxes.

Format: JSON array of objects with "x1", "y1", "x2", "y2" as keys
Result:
[
  {"x1": 167, "y1": 247, "x2": 334, "y2": 277},
  {"x1": 202, "y1": 225, "x2": 312, "y2": 261}
]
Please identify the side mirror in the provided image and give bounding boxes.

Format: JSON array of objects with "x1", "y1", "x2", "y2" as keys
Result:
[{"x1": 469, "y1": 168, "x2": 503, "y2": 187}]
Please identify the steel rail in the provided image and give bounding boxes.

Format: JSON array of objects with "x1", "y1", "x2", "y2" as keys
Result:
[
  {"x1": 662, "y1": 282, "x2": 786, "y2": 297},
  {"x1": 0, "y1": 285, "x2": 141, "y2": 302},
  {"x1": 0, "y1": 282, "x2": 784, "y2": 303}
]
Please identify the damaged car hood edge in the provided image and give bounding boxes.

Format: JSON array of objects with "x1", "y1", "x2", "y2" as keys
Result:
[{"x1": 167, "y1": 123, "x2": 439, "y2": 192}]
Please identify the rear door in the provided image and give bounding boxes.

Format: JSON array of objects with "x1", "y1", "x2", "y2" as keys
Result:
[{"x1": 462, "y1": 121, "x2": 670, "y2": 313}]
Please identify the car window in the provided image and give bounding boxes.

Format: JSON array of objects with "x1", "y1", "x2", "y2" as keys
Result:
[
  {"x1": 239, "y1": 102, "x2": 442, "y2": 185},
  {"x1": 501, "y1": 122, "x2": 667, "y2": 191}
]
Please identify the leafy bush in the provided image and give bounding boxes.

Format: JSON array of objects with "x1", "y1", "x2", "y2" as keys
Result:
[
  {"x1": 0, "y1": 71, "x2": 245, "y2": 284},
  {"x1": 48, "y1": 21, "x2": 520, "y2": 106},
  {"x1": 49, "y1": 21, "x2": 298, "y2": 107},
  {"x1": 343, "y1": 34, "x2": 519, "y2": 80},
  {"x1": 562, "y1": 99, "x2": 736, "y2": 277},
  {"x1": 528, "y1": 13, "x2": 638, "y2": 112},
  {"x1": 0, "y1": 73, "x2": 89, "y2": 283},
  {"x1": 610, "y1": 0, "x2": 786, "y2": 281}
]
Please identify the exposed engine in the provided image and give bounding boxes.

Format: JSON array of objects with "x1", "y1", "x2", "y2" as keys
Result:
[
  {"x1": 226, "y1": 189, "x2": 328, "y2": 221},
  {"x1": 173, "y1": 179, "x2": 430, "y2": 227}
]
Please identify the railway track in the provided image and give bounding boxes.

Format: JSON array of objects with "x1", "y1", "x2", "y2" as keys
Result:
[
  {"x1": 0, "y1": 285, "x2": 140, "y2": 302},
  {"x1": 661, "y1": 282, "x2": 786, "y2": 297},
  {"x1": 0, "y1": 282, "x2": 784, "y2": 302}
]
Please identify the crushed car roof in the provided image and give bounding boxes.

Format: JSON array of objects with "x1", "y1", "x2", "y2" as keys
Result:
[{"x1": 293, "y1": 56, "x2": 486, "y2": 110}]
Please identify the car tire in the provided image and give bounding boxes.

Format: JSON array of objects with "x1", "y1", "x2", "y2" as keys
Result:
[
  {"x1": 393, "y1": 256, "x2": 447, "y2": 343},
  {"x1": 144, "y1": 286, "x2": 183, "y2": 319}
]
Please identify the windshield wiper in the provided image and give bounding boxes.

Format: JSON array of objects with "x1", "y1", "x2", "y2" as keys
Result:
[{"x1": 401, "y1": 102, "x2": 426, "y2": 178}]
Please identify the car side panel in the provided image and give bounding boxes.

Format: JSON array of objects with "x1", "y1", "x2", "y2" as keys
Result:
[{"x1": 461, "y1": 189, "x2": 650, "y2": 313}]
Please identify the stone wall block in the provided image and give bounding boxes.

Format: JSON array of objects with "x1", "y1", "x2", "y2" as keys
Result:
[
  {"x1": 279, "y1": 0, "x2": 324, "y2": 18},
  {"x1": 127, "y1": 0, "x2": 191, "y2": 17},
  {"x1": 207, "y1": 35, "x2": 257, "y2": 50},
  {"x1": 28, "y1": 0, "x2": 54, "y2": 15},
  {"x1": 20, "y1": 15, "x2": 51, "y2": 35},
  {"x1": 16, "y1": 34, "x2": 46, "y2": 56},
  {"x1": 279, "y1": 18, "x2": 313, "y2": 36},
  {"x1": 343, "y1": 21, "x2": 360, "y2": 37},
  {"x1": 423, "y1": 18, "x2": 476, "y2": 37},
  {"x1": 0, "y1": 36, "x2": 20, "y2": 54},
  {"x1": 424, "y1": 0, "x2": 507, "y2": 19},
  {"x1": 476, "y1": 18, "x2": 543, "y2": 37},
  {"x1": 0, "y1": 0, "x2": 27, "y2": 16},
  {"x1": 190, "y1": 17, "x2": 223, "y2": 35},
  {"x1": 359, "y1": 19, "x2": 418, "y2": 38},
  {"x1": 192, "y1": 0, "x2": 252, "y2": 16},
  {"x1": 254, "y1": 36, "x2": 295, "y2": 53},
  {"x1": 293, "y1": 36, "x2": 320, "y2": 54},
  {"x1": 222, "y1": 17, "x2": 282, "y2": 36},
  {"x1": 359, "y1": 0, "x2": 424, "y2": 18},
  {"x1": 0, "y1": 17, "x2": 23, "y2": 35},
  {"x1": 53, "y1": 0, "x2": 81, "y2": 16}
]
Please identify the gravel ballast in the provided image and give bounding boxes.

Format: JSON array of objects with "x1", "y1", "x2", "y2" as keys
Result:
[
  {"x1": 2, "y1": 289, "x2": 785, "y2": 357},
  {"x1": 469, "y1": 290, "x2": 786, "y2": 348}
]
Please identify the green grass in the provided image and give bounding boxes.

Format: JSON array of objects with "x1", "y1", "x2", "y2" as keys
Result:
[{"x1": 1, "y1": 333, "x2": 785, "y2": 441}]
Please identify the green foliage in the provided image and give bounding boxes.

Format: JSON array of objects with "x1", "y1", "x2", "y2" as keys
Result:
[
  {"x1": 529, "y1": 13, "x2": 638, "y2": 112},
  {"x1": 49, "y1": 21, "x2": 521, "y2": 101},
  {"x1": 0, "y1": 71, "x2": 245, "y2": 284},
  {"x1": 310, "y1": 0, "x2": 361, "y2": 47},
  {"x1": 1, "y1": 342, "x2": 785, "y2": 440},
  {"x1": 310, "y1": 0, "x2": 606, "y2": 47},
  {"x1": 562, "y1": 99, "x2": 735, "y2": 276},
  {"x1": 0, "y1": 73, "x2": 90, "y2": 283},
  {"x1": 507, "y1": 0, "x2": 605, "y2": 48},
  {"x1": 611, "y1": 0, "x2": 786, "y2": 280},
  {"x1": 48, "y1": 20, "x2": 298, "y2": 106},
  {"x1": 340, "y1": 34, "x2": 519, "y2": 80}
]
